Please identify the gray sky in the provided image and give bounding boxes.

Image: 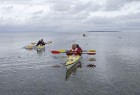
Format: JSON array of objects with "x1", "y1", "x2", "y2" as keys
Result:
[{"x1": 0, "y1": 0, "x2": 140, "y2": 32}]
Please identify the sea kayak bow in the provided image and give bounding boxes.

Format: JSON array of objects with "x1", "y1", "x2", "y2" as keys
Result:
[
  {"x1": 25, "y1": 44, "x2": 45, "y2": 50},
  {"x1": 35, "y1": 45, "x2": 45, "y2": 51},
  {"x1": 65, "y1": 55, "x2": 81, "y2": 70}
]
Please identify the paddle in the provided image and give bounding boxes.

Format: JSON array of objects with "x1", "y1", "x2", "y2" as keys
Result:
[
  {"x1": 57, "y1": 49, "x2": 96, "y2": 53},
  {"x1": 51, "y1": 51, "x2": 96, "y2": 55},
  {"x1": 31, "y1": 41, "x2": 52, "y2": 45}
]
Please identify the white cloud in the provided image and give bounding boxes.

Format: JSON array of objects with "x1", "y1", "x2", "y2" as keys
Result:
[
  {"x1": 0, "y1": 0, "x2": 140, "y2": 32},
  {"x1": 0, "y1": 1, "x2": 52, "y2": 25}
]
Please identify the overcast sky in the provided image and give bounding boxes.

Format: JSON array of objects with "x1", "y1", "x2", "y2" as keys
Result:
[{"x1": 0, "y1": 0, "x2": 140, "y2": 32}]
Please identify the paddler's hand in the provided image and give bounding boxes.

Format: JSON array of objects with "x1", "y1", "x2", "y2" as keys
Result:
[
  {"x1": 66, "y1": 51, "x2": 70, "y2": 55},
  {"x1": 70, "y1": 51, "x2": 76, "y2": 55}
]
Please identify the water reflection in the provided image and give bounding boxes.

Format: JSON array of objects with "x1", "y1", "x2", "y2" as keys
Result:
[
  {"x1": 1, "y1": 32, "x2": 140, "y2": 95},
  {"x1": 87, "y1": 57, "x2": 96, "y2": 67},
  {"x1": 65, "y1": 57, "x2": 96, "y2": 80},
  {"x1": 65, "y1": 61, "x2": 82, "y2": 81},
  {"x1": 36, "y1": 48, "x2": 45, "y2": 54}
]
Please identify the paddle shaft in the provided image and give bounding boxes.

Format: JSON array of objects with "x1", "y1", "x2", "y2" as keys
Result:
[
  {"x1": 51, "y1": 51, "x2": 96, "y2": 55},
  {"x1": 57, "y1": 49, "x2": 96, "y2": 53},
  {"x1": 31, "y1": 41, "x2": 52, "y2": 45}
]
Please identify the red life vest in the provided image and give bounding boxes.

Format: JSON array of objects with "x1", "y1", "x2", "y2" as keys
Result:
[
  {"x1": 69, "y1": 48, "x2": 81, "y2": 56},
  {"x1": 77, "y1": 47, "x2": 82, "y2": 52}
]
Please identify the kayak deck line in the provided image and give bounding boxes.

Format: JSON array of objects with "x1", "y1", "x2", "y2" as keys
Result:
[
  {"x1": 25, "y1": 44, "x2": 45, "y2": 50},
  {"x1": 65, "y1": 55, "x2": 81, "y2": 70},
  {"x1": 65, "y1": 55, "x2": 81, "y2": 65}
]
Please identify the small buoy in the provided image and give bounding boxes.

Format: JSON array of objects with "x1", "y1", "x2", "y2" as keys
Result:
[{"x1": 83, "y1": 34, "x2": 86, "y2": 37}]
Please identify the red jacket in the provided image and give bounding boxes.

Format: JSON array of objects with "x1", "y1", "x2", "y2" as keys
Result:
[
  {"x1": 67, "y1": 48, "x2": 82, "y2": 56},
  {"x1": 77, "y1": 47, "x2": 82, "y2": 52}
]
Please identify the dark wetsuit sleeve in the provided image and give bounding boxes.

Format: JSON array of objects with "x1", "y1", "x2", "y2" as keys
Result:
[
  {"x1": 36, "y1": 41, "x2": 40, "y2": 46},
  {"x1": 42, "y1": 42, "x2": 45, "y2": 45},
  {"x1": 36, "y1": 41, "x2": 45, "y2": 46}
]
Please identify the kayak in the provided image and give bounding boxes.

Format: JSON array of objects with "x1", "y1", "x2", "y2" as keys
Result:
[
  {"x1": 35, "y1": 45, "x2": 45, "y2": 51},
  {"x1": 25, "y1": 41, "x2": 52, "y2": 49},
  {"x1": 31, "y1": 41, "x2": 52, "y2": 45},
  {"x1": 25, "y1": 44, "x2": 34, "y2": 49},
  {"x1": 65, "y1": 55, "x2": 81, "y2": 70},
  {"x1": 25, "y1": 44, "x2": 45, "y2": 50}
]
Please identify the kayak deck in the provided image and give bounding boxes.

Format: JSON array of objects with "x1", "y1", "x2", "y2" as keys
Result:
[
  {"x1": 65, "y1": 55, "x2": 81, "y2": 66},
  {"x1": 25, "y1": 45, "x2": 34, "y2": 49},
  {"x1": 25, "y1": 44, "x2": 45, "y2": 50},
  {"x1": 65, "y1": 55, "x2": 81, "y2": 70},
  {"x1": 36, "y1": 45, "x2": 45, "y2": 50}
]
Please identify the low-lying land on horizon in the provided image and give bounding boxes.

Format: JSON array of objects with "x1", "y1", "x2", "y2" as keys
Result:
[{"x1": 87, "y1": 31, "x2": 121, "y2": 32}]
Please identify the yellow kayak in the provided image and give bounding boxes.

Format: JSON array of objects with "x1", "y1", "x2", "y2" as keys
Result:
[
  {"x1": 25, "y1": 44, "x2": 34, "y2": 49},
  {"x1": 65, "y1": 55, "x2": 81, "y2": 70},
  {"x1": 31, "y1": 41, "x2": 52, "y2": 45},
  {"x1": 25, "y1": 41, "x2": 52, "y2": 50},
  {"x1": 25, "y1": 44, "x2": 45, "y2": 50},
  {"x1": 36, "y1": 45, "x2": 45, "y2": 50}
]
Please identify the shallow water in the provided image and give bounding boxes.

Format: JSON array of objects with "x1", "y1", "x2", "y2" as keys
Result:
[{"x1": 0, "y1": 31, "x2": 140, "y2": 95}]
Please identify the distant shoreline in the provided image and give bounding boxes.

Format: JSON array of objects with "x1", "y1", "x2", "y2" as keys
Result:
[{"x1": 87, "y1": 31, "x2": 121, "y2": 32}]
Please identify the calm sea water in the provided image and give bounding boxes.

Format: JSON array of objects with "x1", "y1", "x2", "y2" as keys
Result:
[{"x1": 0, "y1": 31, "x2": 140, "y2": 95}]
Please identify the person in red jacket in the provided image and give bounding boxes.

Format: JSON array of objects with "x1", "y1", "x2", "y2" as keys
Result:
[
  {"x1": 77, "y1": 44, "x2": 82, "y2": 53},
  {"x1": 67, "y1": 44, "x2": 82, "y2": 56}
]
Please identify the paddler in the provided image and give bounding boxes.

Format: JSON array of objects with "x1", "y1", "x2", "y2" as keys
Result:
[
  {"x1": 36, "y1": 39, "x2": 45, "y2": 46},
  {"x1": 77, "y1": 44, "x2": 82, "y2": 52},
  {"x1": 67, "y1": 44, "x2": 82, "y2": 56}
]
